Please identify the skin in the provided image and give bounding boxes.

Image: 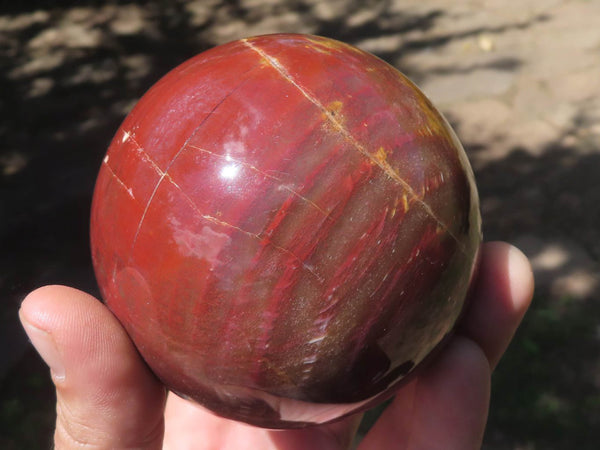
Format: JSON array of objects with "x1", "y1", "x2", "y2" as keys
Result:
[{"x1": 19, "y1": 241, "x2": 533, "y2": 449}]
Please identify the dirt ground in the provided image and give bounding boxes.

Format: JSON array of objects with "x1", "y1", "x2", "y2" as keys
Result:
[{"x1": 1, "y1": 1, "x2": 599, "y2": 448}]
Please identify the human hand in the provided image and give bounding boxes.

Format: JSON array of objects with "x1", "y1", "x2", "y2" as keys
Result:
[{"x1": 19, "y1": 241, "x2": 533, "y2": 449}]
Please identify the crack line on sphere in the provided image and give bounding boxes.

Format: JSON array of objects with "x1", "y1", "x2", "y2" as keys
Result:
[
  {"x1": 126, "y1": 79, "x2": 248, "y2": 261},
  {"x1": 123, "y1": 133, "x2": 254, "y2": 240},
  {"x1": 121, "y1": 132, "x2": 324, "y2": 282},
  {"x1": 242, "y1": 38, "x2": 464, "y2": 251},
  {"x1": 127, "y1": 133, "x2": 164, "y2": 177},
  {"x1": 188, "y1": 144, "x2": 331, "y2": 218},
  {"x1": 102, "y1": 159, "x2": 135, "y2": 200}
]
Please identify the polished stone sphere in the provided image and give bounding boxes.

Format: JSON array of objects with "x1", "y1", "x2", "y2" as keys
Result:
[{"x1": 91, "y1": 33, "x2": 481, "y2": 428}]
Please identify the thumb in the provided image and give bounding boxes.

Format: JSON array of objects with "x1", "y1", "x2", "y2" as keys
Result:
[{"x1": 19, "y1": 285, "x2": 166, "y2": 449}]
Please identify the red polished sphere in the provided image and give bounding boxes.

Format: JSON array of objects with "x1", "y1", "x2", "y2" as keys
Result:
[{"x1": 91, "y1": 34, "x2": 481, "y2": 428}]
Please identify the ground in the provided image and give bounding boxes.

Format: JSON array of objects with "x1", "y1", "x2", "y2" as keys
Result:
[{"x1": 1, "y1": 1, "x2": 599, "y2": 448}]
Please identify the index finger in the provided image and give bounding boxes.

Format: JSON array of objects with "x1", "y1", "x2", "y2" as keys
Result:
[{"x1": 458, "y1": 241, "x2": 535, "y2": 369}]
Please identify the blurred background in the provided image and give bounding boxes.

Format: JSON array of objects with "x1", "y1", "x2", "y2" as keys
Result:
[{"x1": 1, "y1": 0, "x2": 599, "y2": 448}]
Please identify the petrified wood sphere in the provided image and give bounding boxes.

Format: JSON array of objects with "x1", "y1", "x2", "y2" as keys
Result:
[{"x1": 90, "y1": 34, "x2": 481, "y2": 428}]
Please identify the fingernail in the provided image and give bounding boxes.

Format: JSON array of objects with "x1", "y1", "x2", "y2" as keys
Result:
[{"x1": 20, "y1": 319, "x2": 65, "y2": 381}]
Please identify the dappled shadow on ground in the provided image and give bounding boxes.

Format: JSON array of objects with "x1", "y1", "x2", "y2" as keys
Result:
[
  {"x1": 1, "y1": 1, "x2": 597, "y2": 449},
  {"x1": 474, "y1": 144, "x2": 600, "y2": 448},
  {"x1": 447, "y1": 88, "x2": 600, "y2": 447}
]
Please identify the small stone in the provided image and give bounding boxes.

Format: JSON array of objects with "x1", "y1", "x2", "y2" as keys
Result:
[{"x1": 477, "y1": 34, "x2": 495, "y2": 52}]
